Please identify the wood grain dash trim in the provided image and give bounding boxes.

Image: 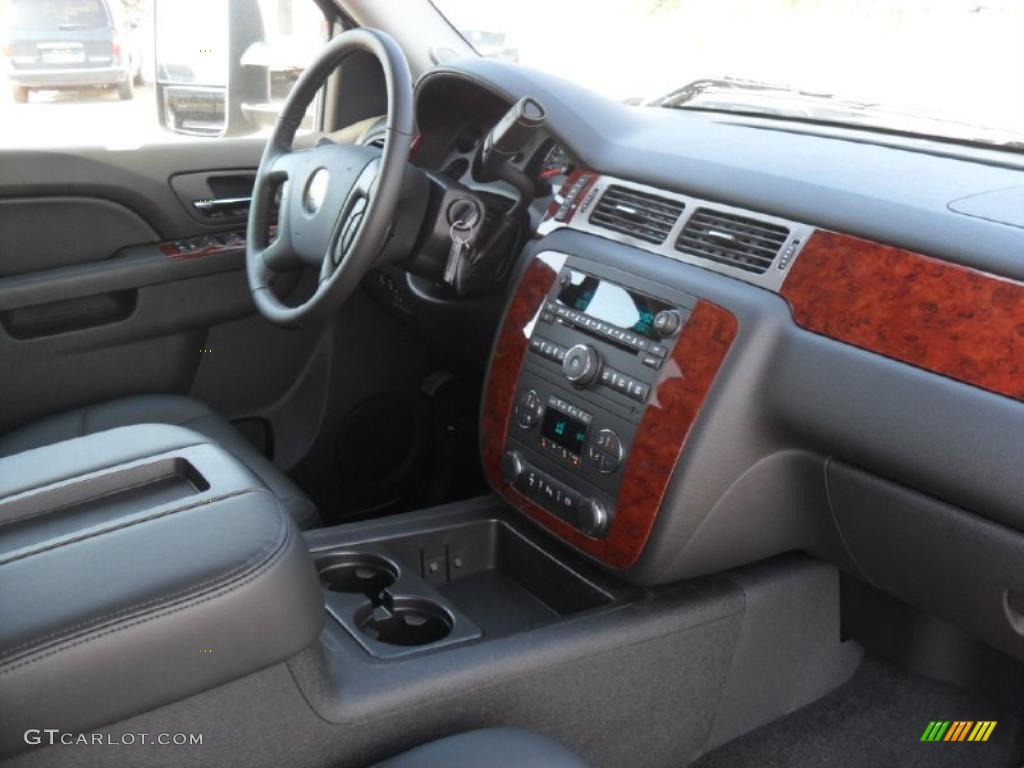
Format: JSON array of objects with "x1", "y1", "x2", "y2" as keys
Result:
[{"x1": 781, "y1": 230, "x2": 1024, "y2": 400}]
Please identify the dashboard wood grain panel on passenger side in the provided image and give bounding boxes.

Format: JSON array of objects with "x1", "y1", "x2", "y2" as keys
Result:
[
  {"x1": 781, "y1": 230, "x2": 1024, "y2": 400},
  {"x1": 483, "y1": 261, "x2": 737, "y2": 569}
]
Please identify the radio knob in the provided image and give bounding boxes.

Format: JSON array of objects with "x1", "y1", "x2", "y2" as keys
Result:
[
  {"x1": 653, "y1": 309, "x2": 682, "y2": 338},
  {"x1": 576, "y1": 497, "x2": 610, "y2": 538},
  {"x1": 562, "y1": 344, "x2": 600, "y2": 387},
  {"x1": 501, "y1": 450, "x2": 526, "y2": 484}
]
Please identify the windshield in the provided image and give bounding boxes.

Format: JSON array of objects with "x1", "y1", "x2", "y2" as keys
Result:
[
  {"x1": 9, "y1": 0, "x2": 109, "y2": 31},
  {"x1": 431, "y1": 0, "x2": 1024, "y2": 150}
]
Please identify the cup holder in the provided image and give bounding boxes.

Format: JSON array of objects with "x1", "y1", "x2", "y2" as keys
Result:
[
  {"x1": 318, "y1": 553, "x2": 398, "y2": 601},
  {"x1": 355, "y1": 597, "x2": 453, "y2": 647}
]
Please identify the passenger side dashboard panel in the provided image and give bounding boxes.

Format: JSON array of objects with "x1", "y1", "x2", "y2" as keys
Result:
[{"x1": 781, "y1": 229, "x2": 1024, "y2": 401}]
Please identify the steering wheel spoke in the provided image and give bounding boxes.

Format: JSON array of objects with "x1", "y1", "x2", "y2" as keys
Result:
[
  {"x1": 267, "y1": 148, "x2": 304, "y2": 180},
  {"x1": 245, "y1": 28, "x2": 414, "y2": 327},
  {"x1": 258, "y1": 229, "x2": 296, "y2": 272}
]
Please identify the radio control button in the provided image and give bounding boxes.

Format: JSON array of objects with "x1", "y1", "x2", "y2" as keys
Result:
[
  {"x1": 650, "y1": 343, "x2": 669, "y2": 359},
  {"x1": 654, "y1": 309, "x2": 682, "y2": 337},
  {"x1": 627, "y1": 380, "x2": 650, "y2": 403},
  {"x1": 641, "y1": 354, "x2": 662, "y2": 369}
]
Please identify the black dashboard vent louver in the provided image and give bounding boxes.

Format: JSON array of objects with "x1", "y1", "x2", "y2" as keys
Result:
[
  {"x1": 675, "y1": 208, "x2": 790, "y2": 274},
  {"x1": 589, "y1": 185, "x2": 685, "y2": 245}
]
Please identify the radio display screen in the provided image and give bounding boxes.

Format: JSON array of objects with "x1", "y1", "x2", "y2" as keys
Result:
[
  {"x1": 556, "y1": 270, "x2": 674, "y2": 340},
  {"x1": 540, "y1": 408, "x2": 589, "y2": 459}
]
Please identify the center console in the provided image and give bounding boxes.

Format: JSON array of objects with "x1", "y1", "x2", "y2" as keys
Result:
[
  {"x1": 482, "y1": 250, "x2": 737, "y2": 569},
  {"x1": 0, "y1": 424, "x2": 323, "y2": 756}
]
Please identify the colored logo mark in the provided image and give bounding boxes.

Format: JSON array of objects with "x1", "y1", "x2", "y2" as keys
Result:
[{"x1": 920, "y1": 721, "x2": 997, "y2": 742}]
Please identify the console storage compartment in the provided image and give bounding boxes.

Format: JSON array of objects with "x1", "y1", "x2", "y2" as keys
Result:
[{"x1": 309, "y1": 500, "x2": 618, "y2": 657}]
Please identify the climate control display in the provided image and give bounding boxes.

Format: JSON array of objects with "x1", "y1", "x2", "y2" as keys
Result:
[{"x1": 540, "y1": 408, "x2": 589, "y2": 465}]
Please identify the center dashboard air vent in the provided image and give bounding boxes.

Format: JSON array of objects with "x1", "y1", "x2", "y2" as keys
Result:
[
  {"x1": 675, "y1": 208, "x2": 789, "y2": 274},
  {"x1": 589, "y1": 185, "x2": 685, "y2": 245}
]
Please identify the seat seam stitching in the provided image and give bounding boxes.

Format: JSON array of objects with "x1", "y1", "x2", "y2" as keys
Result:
[
  {"x1": 0, "y1": 527, "x2": 294, "y2": 677},
  {"x1": 0, "y1": 508, "x2": 290, "y2": 668}
]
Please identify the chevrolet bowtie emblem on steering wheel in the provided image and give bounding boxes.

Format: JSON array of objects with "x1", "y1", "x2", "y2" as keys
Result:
[{"x1": 304, "y1": 168, "x2": 330, "y2": 214}]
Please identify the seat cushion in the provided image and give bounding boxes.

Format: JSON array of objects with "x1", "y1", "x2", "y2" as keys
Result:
[
  {"x1": 0, "y1": 395, "x2": 320, "y2": 530},
  {"x1": 375, "y1": 728, "x2": 591, "y2": 768}
]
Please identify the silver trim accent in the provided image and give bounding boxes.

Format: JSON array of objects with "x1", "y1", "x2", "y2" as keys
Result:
[
  {"x1": 192, "y1": 197, "x2": 252, "y2": 214},
  {"x1": 538, "y1": 174, "x2": 814, "y2": 293},
  {"x1": 303, "y1": 168, "x2": 330, "y2": 215}
]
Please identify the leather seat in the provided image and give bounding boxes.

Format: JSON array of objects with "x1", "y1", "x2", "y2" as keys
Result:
[
  {"x1": 375, "y1": 728, "x2": 591, "y2": 768},
  {"x1": 0, "y1": 395, "x2": 320, "y2": 529}
]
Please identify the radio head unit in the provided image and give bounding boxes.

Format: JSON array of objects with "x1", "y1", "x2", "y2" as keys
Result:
[
  {"x1": 504, "y1": 262, "x2": 694, "y2": 540},
  {"x1": 482, "y1": 250, "x2": 738, "y2": 570}
]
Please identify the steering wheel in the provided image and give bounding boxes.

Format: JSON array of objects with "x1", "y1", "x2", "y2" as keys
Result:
[{"x1": 247, "y1": 29, "x2": 414, "y2": 326}]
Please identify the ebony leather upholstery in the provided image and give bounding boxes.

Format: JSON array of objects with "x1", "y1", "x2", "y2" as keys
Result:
[
  {"x1": 376, "y1": 728, "x2": 592, "y2": 768},
  {"x1": 0, "y1": 394, "x2": 320, "y2": 529},
  {"x1": 0, "y1": 425, "x2": 325, "y2": 757}
]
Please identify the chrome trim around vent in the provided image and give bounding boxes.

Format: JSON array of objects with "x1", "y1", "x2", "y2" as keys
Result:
[{"x1": 538, "y1": 175, "x2": 814, "y2": 293}]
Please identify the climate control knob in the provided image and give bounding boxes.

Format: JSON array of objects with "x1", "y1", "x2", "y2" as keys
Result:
[
  {"x1": 516, "y1": 388, "x2": 542, "y2": 428},
  {"x1": 576, "y1": 497, "x2": 610, "y2": 538},
  {"x1": 562, "y1": 344, "x2": 601, "y2": 387}
]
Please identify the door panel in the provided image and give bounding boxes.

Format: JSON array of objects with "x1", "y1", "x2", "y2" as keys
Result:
[
  {"x1": 0, "y1": 197, "x2": 156, "y2": 276},
  {"x1": 0, "y1": 141, "x2": 265, "y2": 239},
  {"x1": 0, "y1": 141, "x2": 295, "y2": 436}
]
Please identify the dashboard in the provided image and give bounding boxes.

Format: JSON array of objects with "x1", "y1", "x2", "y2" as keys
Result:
[{"x1": 383, "y1": 58, "x2": 1024, "y2": 662}]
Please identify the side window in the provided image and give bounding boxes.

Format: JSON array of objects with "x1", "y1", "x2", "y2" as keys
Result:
[{"x1": 0, "y1": 0, "x2": 329, "y2": 148}]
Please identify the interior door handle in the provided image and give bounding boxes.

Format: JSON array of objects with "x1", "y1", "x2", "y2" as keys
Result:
[{"x1": 192, "y1": 197, "x2": 252, "y2": 216}]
